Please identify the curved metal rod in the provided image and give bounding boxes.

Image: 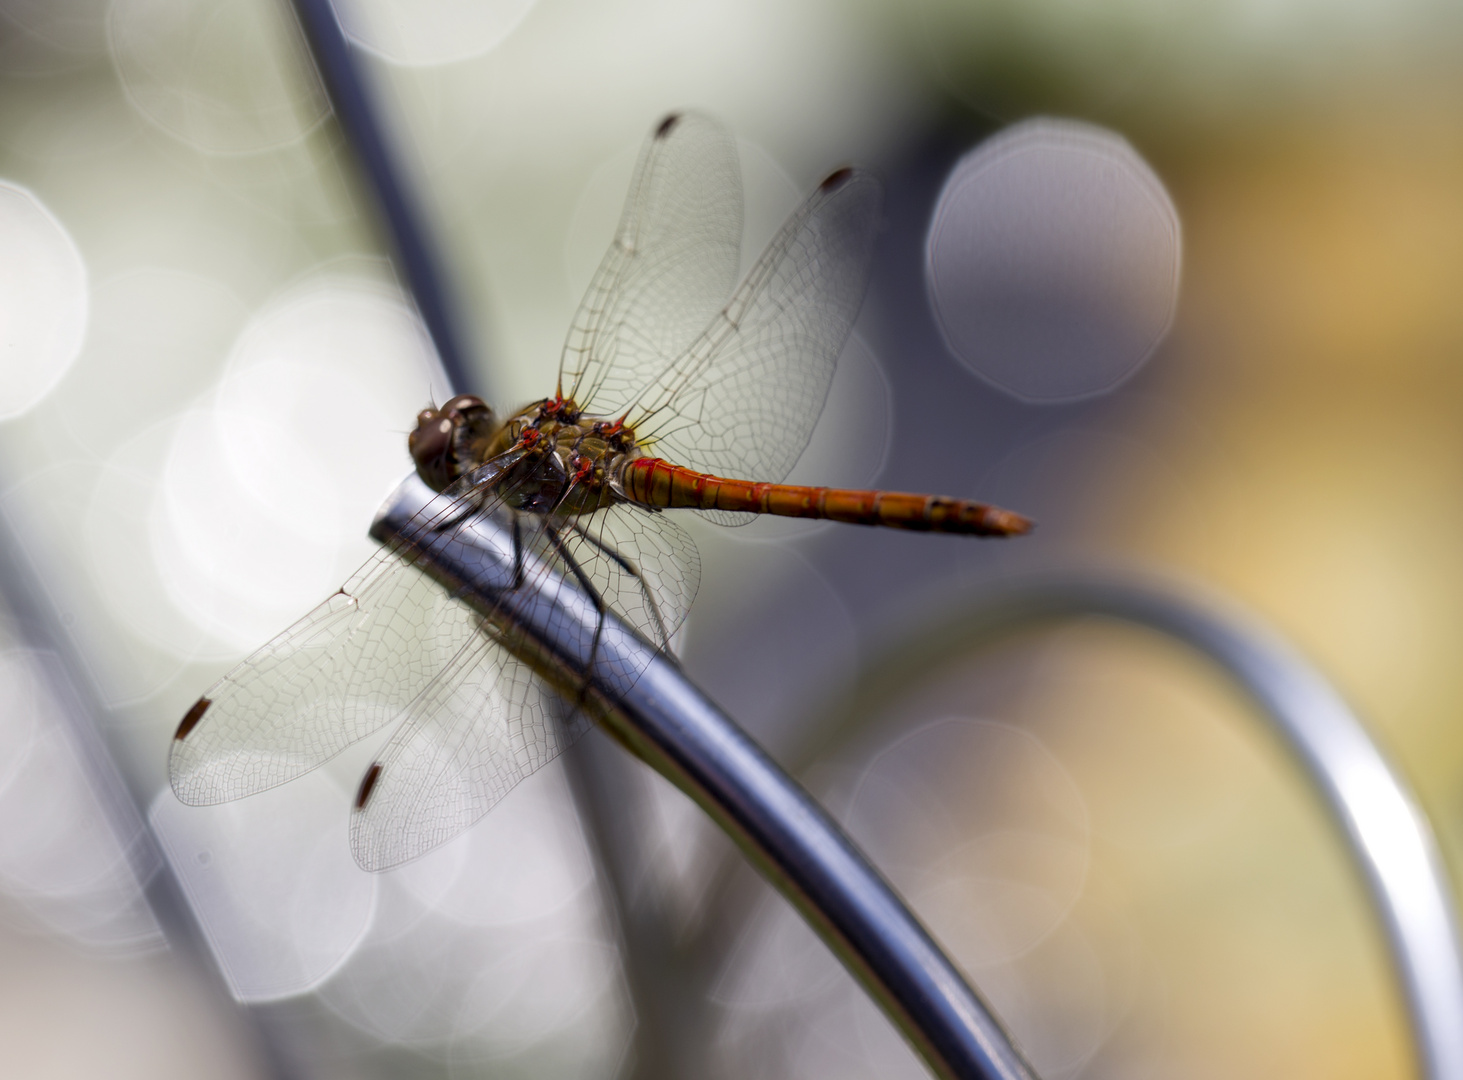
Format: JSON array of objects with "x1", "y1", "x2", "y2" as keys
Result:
[
  {"x1": 281, "y1": 3, "x2": 696, "y2": 1066},
  {"x1": 795, "y1": 573, "x2": 1463, "y2": 1080},
  {"x1": 0, "y1": 502, "x2": 301, "y2": 1078},
  {"x1": 370, "y1": 474, "x2": 1039, "y2": 1080}
]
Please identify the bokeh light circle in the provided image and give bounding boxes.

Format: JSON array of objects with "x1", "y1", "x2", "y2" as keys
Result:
[
  {"x1": 315, "y1": 768, "x2": 617, "y2": 1059},
  {"x1": 0, "y1": 652, "x2": 42, "y2": 797},
  {"x1": 926, "y1": 118, "x2": 1181, "y2": 402},
  {"x1": 150, "y1": 771, "x2": 376, "y2": 1001},
  {"x1": 0, "y1": 0, "x2": 111, "y2": 57},
  {"x1": 152, "y1": 405, "x2": 343, "y2": 653},
  {"x1": 337, "y1": 0, "x2": 538, "y2": 67},
  {"x1": 846, "y1": 718, "x2": 1090, "y2": 966},
  {"x1": 60, "y1": 268, "x2": 250, "y2": 459},
  {"x1": 108, "y1": 0, "x2": 328, "y2": 155},
  {"x1": 150, "y1": 272, "x2": 451, "y2": 653},
  {"x1": 393, "y1": 767, "x2": 593, "y2": 929},
  {"x1": 0, "y1": 183, "x2": 88, "y2": 420},
  {"x1": 0, "y1": 650, "x2": 160, "y2": 948},
  {"x1": 451, "y1": 935, "x2": 621, "y2": 1059}
]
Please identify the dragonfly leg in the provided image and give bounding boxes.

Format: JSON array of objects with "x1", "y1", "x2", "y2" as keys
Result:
[
  {"x1": 511, "y1": 513, "x2": 527, "y2": 590},
  {"x1": 432, "y1": 502, "x2": 479, "y2": 535},
  {"x1": 421, "y1": 448, "x2": 528, "y2": 536},
  {"x1": 544, "y1": 523, "x2": 608, "y2": 697},
  {"x1": 452, "y1": 513, "x2": 527, "y2": 606},
  {"x1": 567, "y1": 519, "x2": 671, "y2": 649}
]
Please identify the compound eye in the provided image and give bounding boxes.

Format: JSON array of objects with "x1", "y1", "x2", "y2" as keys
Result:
[
  {"x1": 442, "y1": 394, "x2": 485, "y2": 416},
  {"x1": 409, "y1": 413, "x2": 451, "y2": 465}
]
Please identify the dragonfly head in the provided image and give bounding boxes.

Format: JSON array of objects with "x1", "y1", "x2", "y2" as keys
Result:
[{"x1": 410, "y1": 394, "x2": 498, "y2": 492}]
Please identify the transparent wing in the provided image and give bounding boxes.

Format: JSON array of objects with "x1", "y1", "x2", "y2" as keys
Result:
[
  {"x1": 348, "y1": 503, "x2": 700, "y2": 870},
  {"x1": 350, "y1": 632, "x2": 572, "y2": 871},
  {"x1": 630, "y1": 169, "x2": 882, "y2": 504},
  {"x1": 168, "y1": 455, "x2": 531, "y2": 806},
  {"x1": 560, "y1": 112, "x2": 743, "y2": 418},
  {"x1": 556, "y1": 504, "x2": 700, "y2": 650}
]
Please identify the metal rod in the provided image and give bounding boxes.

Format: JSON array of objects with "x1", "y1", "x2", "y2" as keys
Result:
[
  {"x1": 278, "y1": 7, "x2": 694, "y2": 1072},
  {"x1": 0, "y1": 505, "x2": 300, "y2": 1080},
  {"x1": 797, "y1": 574, "x2": 1463, "y2": 1080},
  {"x1": 370, "y1": 473, "x2": 1039, "y2": 1080},
  {"x1": 287, "y1": 0, "x2": 477, "y2": 395}
]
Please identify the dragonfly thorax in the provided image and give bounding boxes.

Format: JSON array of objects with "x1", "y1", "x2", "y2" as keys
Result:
[{"x1": 473, "y1": 398, "x2": 644, "y2": 517}]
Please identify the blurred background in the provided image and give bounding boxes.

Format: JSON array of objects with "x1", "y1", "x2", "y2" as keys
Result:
[{"x1": 1, "y1": 0, "x2": 1462, "y2": 1076}]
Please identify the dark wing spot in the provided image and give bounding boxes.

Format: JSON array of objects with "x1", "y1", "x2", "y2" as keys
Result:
[
  {"x1": 820, "y1": 166, "x2": 854, "y2": 192},
  {"x1": 655, "y1": 113, "x2": 681, "y2": 139},
  {"x1": 175, "y1": 697, "x2": 211, "y2": 741},
  {"x1": 355, "y1": 762, "x2": 383, "y2": 810}
]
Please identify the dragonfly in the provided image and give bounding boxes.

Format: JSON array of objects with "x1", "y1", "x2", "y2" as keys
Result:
[{"x1": 169, "y1": 112, "x2": 1030, "y2": 870}]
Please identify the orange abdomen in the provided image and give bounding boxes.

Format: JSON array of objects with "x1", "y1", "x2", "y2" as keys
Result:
[{"x1": 620, "y1": 459, "x2": 1030, "y2": 536}]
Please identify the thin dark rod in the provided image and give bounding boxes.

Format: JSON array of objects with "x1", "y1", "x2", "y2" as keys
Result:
[
  {"x1": 280, "y1": 7, "x2": 689, "y2": 1071},
  {"x1": 371, "y1": 474, "x2": 1038, "y2": 1080},
  {"x1": 794, "y1": 574, "x2": 1463, "y2": 1080},
  {"x1": 0, "y1": 507, "x2": 300, "y2": 1080},
  {"x1": 287, "y1": 0, "x2": 476, "y2": 395}
]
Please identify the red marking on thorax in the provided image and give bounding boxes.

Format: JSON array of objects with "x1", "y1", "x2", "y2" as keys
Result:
[{"x1": 592, "y1": 411, "x2": 632, "y2": 439}]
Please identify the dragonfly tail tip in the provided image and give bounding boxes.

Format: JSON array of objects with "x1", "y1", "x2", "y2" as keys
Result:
[{"x1": 1001, "y1": 511, "x2": 1034, "y2": 536}]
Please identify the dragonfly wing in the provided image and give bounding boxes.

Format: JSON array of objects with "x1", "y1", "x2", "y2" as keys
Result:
[
  {"x1": 560, "y1": 112, "x2": 743, "y2": 418},
  {"x1": 169, "y1": 552, "x2": 483, "y2": 805},
  {"x1": 549, "y1": 504, "x2": 700, "y2": 652},
  {"x1": 631, "y1": 169, "x2": 883, "y2": 510},
  {"x1": 169, "y1": 460, "x2": 524, "y2": 805},
  {"x1": 349, "y1": 633, "x2": 578, "y2": 871},
  {"x1": 348, "y1": 502, "x2": 697, "y2": 869}
]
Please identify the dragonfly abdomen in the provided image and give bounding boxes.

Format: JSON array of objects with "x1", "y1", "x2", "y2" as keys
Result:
[{"x1": 621, "y1": 459, "x2": 1030, "y2": 536}]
